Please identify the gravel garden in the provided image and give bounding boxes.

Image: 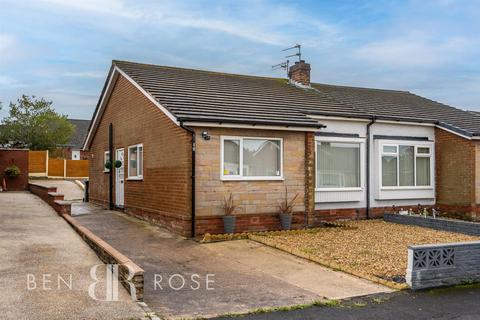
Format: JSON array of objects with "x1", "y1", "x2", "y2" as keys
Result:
[{"x1": 249, "y1": 220, "x2": 480, "y2": 288}]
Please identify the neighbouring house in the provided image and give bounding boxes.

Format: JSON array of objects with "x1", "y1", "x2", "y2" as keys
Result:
[
  {"x1": 83, "y1": 59, "x2": 480, "y2": 237},
  {"x1": 52, "y1": 119, "x2": 91, "y2": 160}
]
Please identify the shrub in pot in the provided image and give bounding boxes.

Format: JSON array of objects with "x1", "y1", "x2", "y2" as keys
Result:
[
  {"x1": 278, "y1": 187, "x2": 299, "y2": 230},
  {"x1": 104, "y1": 161, "x2": 112, "y2": 171},
  {"x1": 4, "y1": 165, "x2": 21, "y2": 178},
  {"x1": 114, "y1": 160, "x2": 122, "y2": 168},
  {"x1": 222, "y1": 192, "x2": 238, "y2": 234}
]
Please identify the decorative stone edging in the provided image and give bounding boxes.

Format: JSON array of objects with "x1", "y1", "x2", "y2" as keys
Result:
[
  {"x1": 62, "y1": 214, "x2": 145, "y2": 301},
  {"x1": 248, "y1": 233, "x2": 407, "y2": 290},
  {"x1": 384, "y1": 213, "x2": 480, "y2": 236}
]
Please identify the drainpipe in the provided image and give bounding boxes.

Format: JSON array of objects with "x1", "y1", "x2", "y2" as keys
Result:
[
  {"x1": 365, "y1": 117, "x2": 376, "y2": 219},
  {"x1": 180, "y1": 123, "x2": 196, "y2": 238},
  {"x1": 108, "y1": 123, "x2": 114, "y2": 210}
]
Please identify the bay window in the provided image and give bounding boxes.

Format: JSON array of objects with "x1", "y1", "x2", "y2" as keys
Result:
[
  {"x1": 316, "y1": 141, "x2": 361, "y2": 189},
  {"x1": 381, "y1": 144, "x2": 432, "y2": 187},
  {"x1": 221, "y1": 137, "x2": 282, "y2": 180},
  {"x1": 128, "y1": 144, "x2": 143, "y2": 179}
]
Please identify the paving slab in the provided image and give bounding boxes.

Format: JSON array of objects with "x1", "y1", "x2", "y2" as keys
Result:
[
  {"x1": 74, "y1": 204, "x2": 392, "y2": 319},
  {"x1": 0, "y1": 192, "x2": 146, "y2": 320}
]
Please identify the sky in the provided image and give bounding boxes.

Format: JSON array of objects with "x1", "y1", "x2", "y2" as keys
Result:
[{"x1": 1, "y1": 0, "x2": 480, "y2": 120}]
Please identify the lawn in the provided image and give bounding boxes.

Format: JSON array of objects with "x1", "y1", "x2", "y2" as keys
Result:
[{"x1": 250, "y1": 220, "x2": 480, "y2": 288}]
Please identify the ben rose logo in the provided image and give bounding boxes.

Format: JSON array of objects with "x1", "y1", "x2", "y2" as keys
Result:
[{"x1": 27, "y1": 264, "x2": 215, "y2": 301}]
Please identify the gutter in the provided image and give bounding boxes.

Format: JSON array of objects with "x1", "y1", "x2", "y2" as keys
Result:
[
  {"x1": 180, "y1": 122, "x2": 196, "y2": 238},
  {"x1": 365, "y1": 117, "x2": 376, "y2": 220}
]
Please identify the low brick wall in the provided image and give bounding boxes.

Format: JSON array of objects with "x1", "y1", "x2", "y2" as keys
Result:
[
  {"x1": 384, "y1": 213, "x2": 480, "y2": 236},
  {"x1": 407, "y1": 241, "x2": 480, "y2": 289},
  {"x1": 0, "y1": 148, "x2": 29, "y2": 191},
  {"x1": 29, "y1": 183, "x2": 71, "y2": 215},
  {"x1": 62, "y1": 214, "x2": 144, "y2": 301}
]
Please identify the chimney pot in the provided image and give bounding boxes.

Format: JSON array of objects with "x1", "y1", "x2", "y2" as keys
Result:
[{"x1": 288, "y1": 60, "x2": 311, "y2": 86}]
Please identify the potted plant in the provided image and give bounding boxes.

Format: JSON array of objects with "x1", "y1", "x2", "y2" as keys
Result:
[
  {"x1": 114, "y1": 160, "x2": 122, "y2": 168},
  {"x1": 278, "y1": 187, "x2": 299, "y2": 230},
  {"x1": 3, "y1": 165, "x2": 21, "y2": 192},
  {"x1": 104, "y1": 160, "x2": 112, "y2": 171},
  {"x1": 222, "y1": 193, "x2": 238, "y2": 234}
]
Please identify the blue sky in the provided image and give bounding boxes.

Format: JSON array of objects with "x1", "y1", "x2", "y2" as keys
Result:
[{"x1": 1, "y1": 0, "x2": 480, "y2": 120}]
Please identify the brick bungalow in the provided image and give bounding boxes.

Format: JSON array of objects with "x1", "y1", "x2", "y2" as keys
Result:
[
  {"x1": 53, "y1": 119, "x2": 91, "y2": 160},
  {"x1": 83, "y1": 60, "x2": 480, "y2": 237}
]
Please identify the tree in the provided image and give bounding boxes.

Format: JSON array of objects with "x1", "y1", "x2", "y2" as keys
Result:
[{"x1": 0, "y1": 95, "x2": 74, "y2": 150}]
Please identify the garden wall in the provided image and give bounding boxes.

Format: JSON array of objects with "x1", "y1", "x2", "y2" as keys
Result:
[
  {"x1": 0, "y1": 148, "x2": 29, "y2": 191},
  {"x1": 407, "y1": 241, "x2": 480, "y2": 289},
  {"x1": 384, "y1": 213, "x2": 480, "y2": 236}
]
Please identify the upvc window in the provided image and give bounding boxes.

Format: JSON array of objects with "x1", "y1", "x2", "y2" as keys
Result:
[
  {"x1": 381, "y1": 144, "x2": 432, "y2": 187},
  {"x1": 104, "y1": 151, "x2": 110, "y2": 172},
  {"x1": 221, "y1": 136, "x2": 282, "y2": 180},
  {"x1": 128, "y1": 144, "x2": 143, "y2": 179},
  {"x1": 316, "y1": 141, "x2": 360, "y2": 188}
]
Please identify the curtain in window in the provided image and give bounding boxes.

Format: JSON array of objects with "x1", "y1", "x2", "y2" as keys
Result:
[
  {"x1": 399, "y1": 146, "x2": 414, "y2": 186},
  {"x1": 223, "y1": 140, "x2": 240, "y2": 175},
  {"x1": 317, "y1": 142, "x2": 360, "y2": 188},
  {"x1": 138, "y1": 146, "x2": 143, "y2": 176},
  {"x1": 129, "y1": 147, "x2": 137, "y2": 177},
  {"x1": 382, "y1": 156, "x2": 397, "y2": 186},
  {"x1": 243, "y1": 139, "x2": 280, "y2": 176},
  {"x1": 416, "y1": 157, "x2": 430, "y2": 186}
]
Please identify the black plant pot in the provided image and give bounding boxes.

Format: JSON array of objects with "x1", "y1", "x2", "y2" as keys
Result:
[
  {"x1": 223, "y1": 215, "x2": 236, "y2": 234},
  {"x1": 279, "y1": 213, "x2": 293, "y2": 230}
]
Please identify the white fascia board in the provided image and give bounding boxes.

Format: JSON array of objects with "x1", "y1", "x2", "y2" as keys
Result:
[
  {"x1": 308, "y1": 115, "x2": 371, "y2": 123},
  {"x1": 82, "y1": 66, "x2": 180, "y2": 150},
  {"x1": 309, "y1": 114, "x2": 436, "y2": 127},
  {"x1": 181, "y1": 121, "x2": 321, "y2": 132}
]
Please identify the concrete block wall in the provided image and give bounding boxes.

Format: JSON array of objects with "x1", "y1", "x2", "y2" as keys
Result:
[
  {"x1": 384, "y1": 213, "x2": 480, "y2": 236},
  {"x1": 407, "y1": 241, "x2": 480, "y2": 290}
]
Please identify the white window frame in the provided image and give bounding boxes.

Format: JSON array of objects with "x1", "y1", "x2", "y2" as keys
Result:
[
  {"x1": 127, "y1": 143, "x2": 143, "y2": 180},
  {"x1": 220, "y1": 136, "x2": 283, "y2": 181},
  {"x1": 104, "y1": 151, "x2": 110, "y2": 173},
  {"x1": 380, "y1": 142, "x2": 433, "y2": 190},
  {"x1": 315, "y1": 137, "x2": 365, "y2": 191}
]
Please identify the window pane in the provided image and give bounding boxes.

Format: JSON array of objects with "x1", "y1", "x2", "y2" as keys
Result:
[
  {"x1": 416, "y1": 157, "x2": 430, "y2": 186},
  {"x1": 399, "y1": 145, "x2": 415, "y2": 186},
  {"x1": 223, "y1": 139, "x2": 240, "y2": 175},
  {"x1": 382, "y1": 156, "x2": 397, "y2": 186},
  {"x1": 383, "y1": 146, "x2": 397, "y2": 153},
  {"x1": 138, "y1": 146, "x2": 143, "y2": 176},
  {"x1": 317, "y1": 142, "x2": 360, "y2": 188},
  {"x1": 417, "y1": 147, "x2": 430, "y2": 154},
  {"x1": 129, "y1": 147, "x2": 137, "y2": 177},
  {"x1": 243, "y1": 139, "x2": 281, "y2": 177}
]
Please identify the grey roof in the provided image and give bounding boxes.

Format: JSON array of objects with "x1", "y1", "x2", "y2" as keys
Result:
[
  {"x1": 111, "y1": 60, "x2": 479, "y2": 137},
  {"x1": 67, "y1": 119, "x2": 90, "y2": 149}
]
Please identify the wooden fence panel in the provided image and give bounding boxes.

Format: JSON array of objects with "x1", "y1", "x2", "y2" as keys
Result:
[
  {"x1": 29, "y1": 151, "x2": 47, "y2": 173},
  {"x1": 48, "y1": 159, "x2": 64, "y2": 177},
  {"x1": 66, "y1": 160, "x2": 89, "y2": 178}
]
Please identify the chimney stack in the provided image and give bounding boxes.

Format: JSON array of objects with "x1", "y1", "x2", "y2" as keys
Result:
[{"x1": 288, "y1": 60, "x2": 311, "y2": 87}]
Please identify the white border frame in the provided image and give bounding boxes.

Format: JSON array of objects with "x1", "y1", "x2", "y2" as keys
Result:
[
  {"x1": 314, "y1": 136, "x2": 365, "y2": 192},
  {"x1": 220, "y1": 136, "x2": 284, "y2": 181},
  {"x1": 127, "y1": 143, "x2": 144, "y2": 180},
  {"x1": 379, "y1": 141, "x2": 434, "y2": 190}
]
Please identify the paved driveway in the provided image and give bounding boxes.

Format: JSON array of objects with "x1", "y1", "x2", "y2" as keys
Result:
[
  {"x1": 0, "y1": 192, "x2": 145, "y2": 320},
  {"x1": 29, "y1": 179, "x2": 84, "y2": 201},
  {"x1": 74, "y1": 206, "x2": 392, "y2": 319}
]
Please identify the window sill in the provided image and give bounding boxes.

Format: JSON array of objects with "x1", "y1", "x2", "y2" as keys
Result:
[
  {"x1": 381, "y1": 186, "x2": 433, "y2": 191},
  {"x1": 315, "y1": 187, "x2": 363, "y2": 192},
  {"x1": 127, "y1": 177, "x2": 143, "y2": 181},
  {"x1": 104, "y1": 170, "x2": 110, "y2": 173},
  {"x1": 221, "y1": 176, "x2": 284, "y2": 181}
]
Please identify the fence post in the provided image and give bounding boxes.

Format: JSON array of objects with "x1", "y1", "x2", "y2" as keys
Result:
[
  {"x1": 64, "y1": 159, "x2": 67, "y2": 178},
  {"x1": 46, "y1": 150, "x2": 49, "y2": 177}
]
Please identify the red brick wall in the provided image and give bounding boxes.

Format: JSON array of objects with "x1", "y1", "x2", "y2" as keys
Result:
[
  {"x1": 0, "y1": 149, "x2": 29, "y2": 191},
  {"x1": 435, "y1": 128, "x2": 476, "y2": 212},
  {"x1": 87, "y1": 75, "x2": 192, "y2": 236}
]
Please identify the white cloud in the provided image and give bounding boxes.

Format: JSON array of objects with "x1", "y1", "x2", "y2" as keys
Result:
[
  {"x1": 354, "y1": 36, "x2": 472, "y2": 68},
  {"x1": 62, "y1": 71, "x2": 105, "y2": 78},
  {"x1": 39, "y1": 0, "x2": 140, "y2": 18},
  {"x1": 0, "y1": 75, "x2": 24, "y2": 88}
]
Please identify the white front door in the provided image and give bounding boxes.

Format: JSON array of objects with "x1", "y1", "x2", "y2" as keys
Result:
[{"x1": 115, "y1": 148, "x2": 125, "y2": 207}]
